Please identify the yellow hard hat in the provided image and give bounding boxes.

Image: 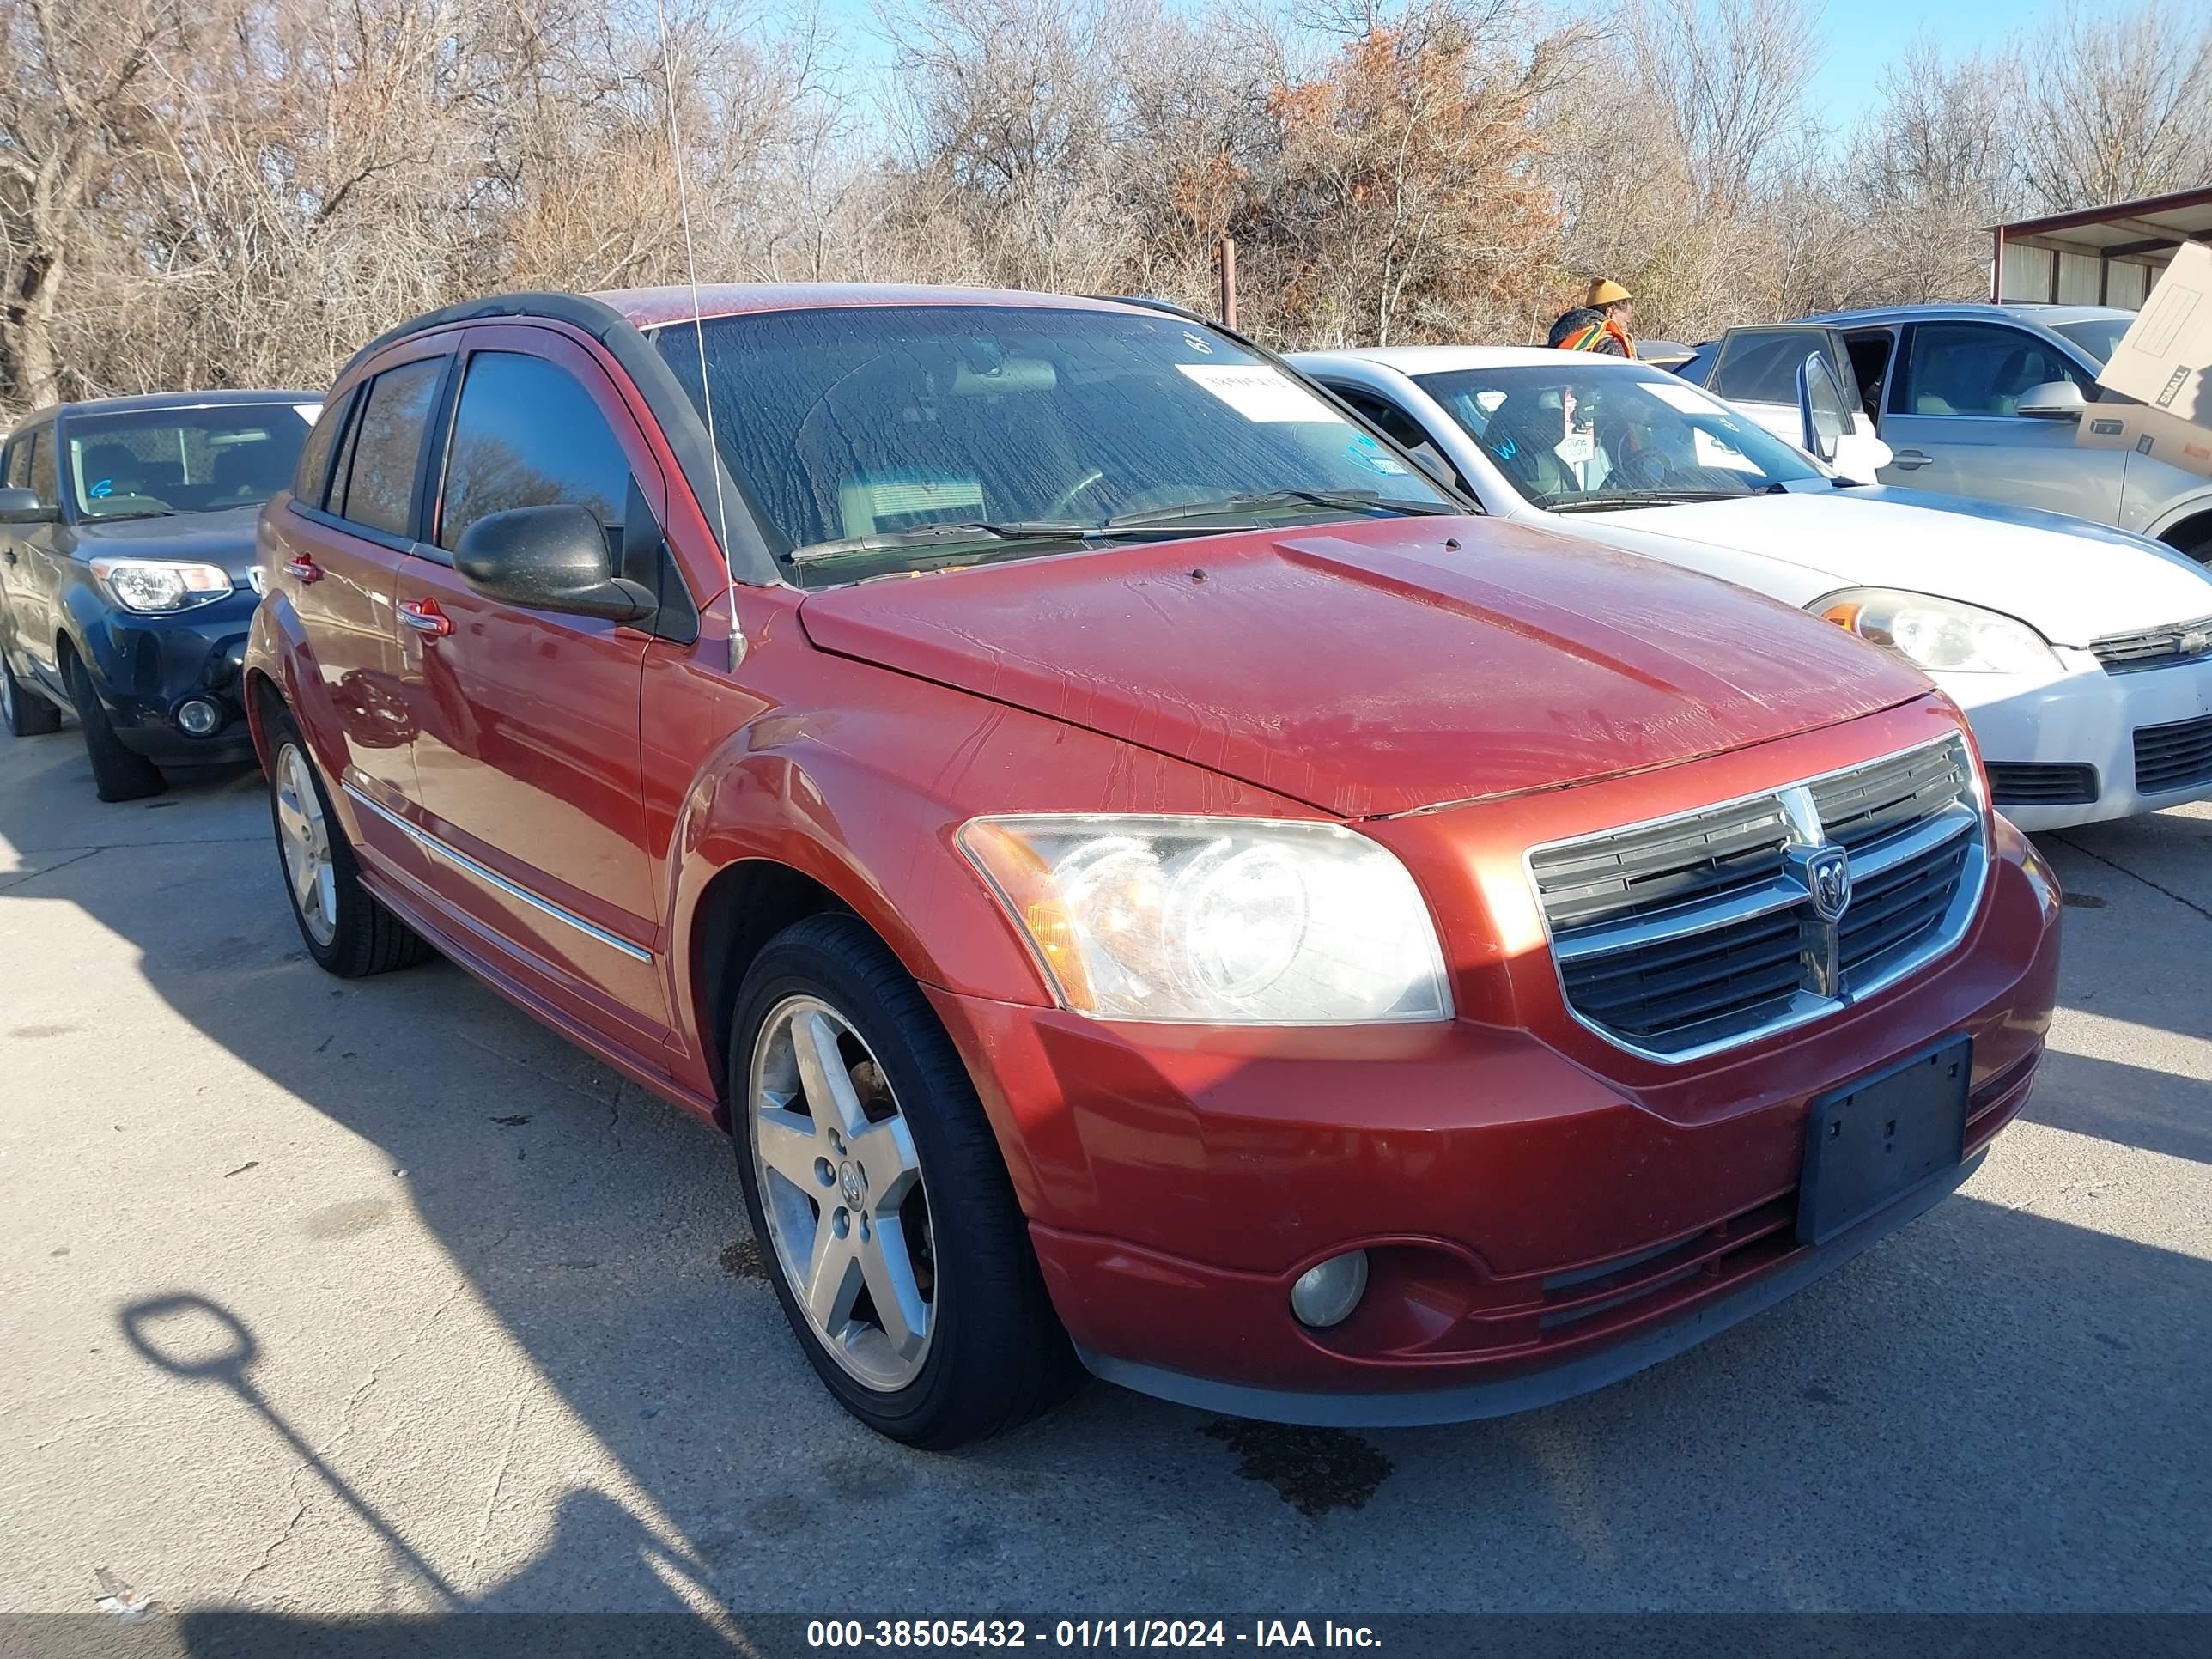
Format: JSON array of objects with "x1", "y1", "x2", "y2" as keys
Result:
[{"x1": 1587, "y1": 278, "x2": 1633, "y2": 307}]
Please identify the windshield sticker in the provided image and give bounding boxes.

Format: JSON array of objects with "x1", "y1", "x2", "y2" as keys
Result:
[
  {"x1": 292, "y1": 404, "x2": 322, "y2": 423},
  {"x1": 1345, "y1": 434, "x2": 1409, "y2": 475},
  {"x1": 1692, "y1": 428, "x2": 1761, "y2": 471},
  {"x1": 1176, "y1": 363, "x2": 1341, "y2": 423},
  {"x1": 1181, "y1": 330, "x2": 1214, "y2": 355},
  {"x1": 1645, "y1": 380, "x2": 1719, "y2": 415}
]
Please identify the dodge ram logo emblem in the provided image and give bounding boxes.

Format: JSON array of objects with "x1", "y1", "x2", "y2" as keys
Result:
[{"x1": 1803, "y1": 845, "x2": 1852, "y2": 923}]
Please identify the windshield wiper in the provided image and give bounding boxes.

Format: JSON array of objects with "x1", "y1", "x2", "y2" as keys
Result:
[
  {"x1": 1105, "y1": 489, "x2": 1455, "y2": 528},
  {"x1": 87, "y1": 507, "x2": 179, "y2": 522},
  {"x1": 1539, "y1": 489, "x2": 1751, "y2": 513},
  {"x1": 787, "y1": 521, "x2": 1099, "y2": 566}
]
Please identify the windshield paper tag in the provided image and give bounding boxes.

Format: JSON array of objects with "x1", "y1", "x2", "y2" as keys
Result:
[
  {"x1": 1177, "y1": 363, "x2": 1340, "y2": 423},
  {"x1": 1553, "y1": 428, "x2": 1595, "y2": 467}
]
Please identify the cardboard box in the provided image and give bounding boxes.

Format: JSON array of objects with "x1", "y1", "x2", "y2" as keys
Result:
[
  {"x1": 2097, "y1": 240, "x2": 2212, "y2": 428},
  {"x1": 2077, "y1": 403, "x2": 2212, "y2": 480}
]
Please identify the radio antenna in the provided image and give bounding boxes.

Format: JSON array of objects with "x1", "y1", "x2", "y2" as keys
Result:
[{"x1": 653, "y1": 0, "x2": 744, "y2": 666}]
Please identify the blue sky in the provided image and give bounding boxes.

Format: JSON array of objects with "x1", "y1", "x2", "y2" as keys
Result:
[
  {"x1": 806, "y1": 0, "x2": 2082, "y2": 137},
  {"x1": 1806, "y1": 0, "x2": 2069, "y2": 131}
]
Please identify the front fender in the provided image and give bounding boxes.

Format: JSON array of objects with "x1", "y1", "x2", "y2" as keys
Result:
[
  {"x1": 668, "y1": 732, "x2": 1057, "y2": 1018},
  {"x1": 2148, "y1": 485, "x2": 2212, "y2": 548},
  {"x1": 656, "y1": 641, "x2": 1322, "y2": 1102}
]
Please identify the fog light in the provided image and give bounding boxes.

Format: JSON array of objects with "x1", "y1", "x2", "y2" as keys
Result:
[
  {"x1": 1289, "y1": 1250, "x2": 1369, "y2": 1329},
  {"x1": 176, "y1": 698, "x2": 222, "y2": 737}
]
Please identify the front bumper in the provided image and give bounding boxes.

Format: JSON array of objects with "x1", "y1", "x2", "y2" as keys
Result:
[
  {"x1": 1945, "y1": 648, "x2": 2212, "y2": 830},
  {"x1": 78, "y1": 589, "x2": 258, "y2": 765},
  {"x1": 926, "y1": 816, "x2": 2058, "y2": 1425}
]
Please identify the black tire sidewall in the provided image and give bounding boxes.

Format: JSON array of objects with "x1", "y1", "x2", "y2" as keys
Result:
[
  {"x1": 64, "y1": 653, "x2": 162, "y2": 799},
  {"x1": 6, "y1": 653, "x2": 62, "y2": 735},
  {"x1": 728, "y1": 915, "x2": 1061, "y2": 1445}
]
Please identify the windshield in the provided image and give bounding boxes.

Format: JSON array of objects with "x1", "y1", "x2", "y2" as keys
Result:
[
  {"x1": 1413, "y1": 363, "x2": 1826, "y2": 511},
  {"x1": 655, "y1": 305, "x2": 1454, "y2": 583},
  {"x1": 2052, "y1": 316, "x2": 2131, "y2": 365},
  {"x1": 63, "y1": 403, "x2": 316, "y2": 520}
]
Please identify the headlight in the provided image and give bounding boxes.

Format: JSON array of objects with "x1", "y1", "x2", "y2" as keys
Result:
[
  {"x1": 1814, "y1": 588, "x2": 2055, "y2": 675},
  {"x1": 89, "y1": 556, "x2": 235, "y2": 614},
  {"x1": 957, "y1": 815, "x2": 1451, "y2": 1024}
]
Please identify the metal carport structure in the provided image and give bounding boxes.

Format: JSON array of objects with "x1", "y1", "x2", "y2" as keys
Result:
[{"x1": 1993, "y1": 187, "x2": 2212, "y2": 310}]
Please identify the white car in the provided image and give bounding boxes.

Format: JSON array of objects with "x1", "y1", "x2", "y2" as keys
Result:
[{"x1": 1293, "y1": 343, "x2": 2212, "y2": 830}]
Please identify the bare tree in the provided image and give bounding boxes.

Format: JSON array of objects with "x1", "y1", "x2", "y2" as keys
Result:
[
  {"x1": 1620, "y1": 0, "x2": 1824, "y2": 216},
  {"x1": 2015, "y1": 0, "x2": 2212, "y2": 211},
  {"x1": 1846, "y1": 35, "x2": 2023, "y2": 303},
  {"x1": 0, "y1": 0, "x2": 185, "y2": 405}
]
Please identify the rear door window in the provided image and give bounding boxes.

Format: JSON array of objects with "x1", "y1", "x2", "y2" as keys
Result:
[
  {"x1": 434, "y1": 351, "x2": 630, "y2": 554},
  {"x1": 27, "y1": 429, "x2": 58, "y2": 509},
  {"x1": 1896, "y1": 323, "x2": 2087, "y2": 417},
  {"x1": 294, "y1": 388, "x2": 356, "y2": 506},
  {"x1": 3, "y1": 431, "x2": 33, "y2": 489},
  {"x1": 1709, "y1": 327, "x2": 1862, "y2": 411},
  {"x1": 336, "y1": 359, "x2": 443, "y2": 537}
]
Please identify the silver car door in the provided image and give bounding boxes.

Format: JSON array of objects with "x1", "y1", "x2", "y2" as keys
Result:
[{"x1": 1877, "y1": 319, "x2": 2125, "y2": 520}]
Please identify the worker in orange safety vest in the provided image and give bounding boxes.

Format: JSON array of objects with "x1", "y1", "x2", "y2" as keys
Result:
[{"x1": 1547, "y1": 279, "x2": 1637, "y2": 357}]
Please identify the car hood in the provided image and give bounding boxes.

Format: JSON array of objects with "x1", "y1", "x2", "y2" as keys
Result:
[
  {"x1": 72, "y1": 504, "x2": 263, "y2": 578},
  {"x1": 796, "y1": 516, "x2": 1929, "y2": 818},
  {"x1": 1579, "y1": 487, "x2": 2212, "y2": 646}
]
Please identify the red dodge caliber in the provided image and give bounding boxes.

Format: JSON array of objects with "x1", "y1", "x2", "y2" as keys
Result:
[{"x1": 246, "y1": 286, "x2": 2059, "y2": 1446}]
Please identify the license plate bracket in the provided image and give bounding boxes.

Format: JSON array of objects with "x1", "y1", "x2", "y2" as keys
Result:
[{"x1": 1796, "y1": 1036, "x2": 1971, "y2": 1246}]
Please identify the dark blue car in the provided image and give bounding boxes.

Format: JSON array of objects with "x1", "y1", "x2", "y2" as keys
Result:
[{"x1": 0, "y1": 390, "x2": 318, "y2": 799}]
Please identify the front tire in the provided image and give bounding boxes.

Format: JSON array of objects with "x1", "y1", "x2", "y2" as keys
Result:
[
  {"x1": 264, "y1": 704, "x2": 432, "y2": 977},
  {"x1": 730, "y1": 914, "x2": 1079, "y2": 1448},
  {"x1": 64, "y1": 653, "x2": 162, "y2": 800},
  {"x1": 1, "y1": 650, "x2": 61, "y2": 737}
]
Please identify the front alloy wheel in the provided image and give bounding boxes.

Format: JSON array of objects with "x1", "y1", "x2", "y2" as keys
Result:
[
  {"x1": 750, "y1": 995, "x2": 934, "y2": 1392},
  {"x1": 729, "y1": 915, "x2": 1079, "y2": 1447}
]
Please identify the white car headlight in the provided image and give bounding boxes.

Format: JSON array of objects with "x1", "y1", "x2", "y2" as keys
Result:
[
  {"x1": 1814, "y1": 587, "x2": 2056, "y2": 675},
  {"x1": 957, "y1": 815, "x2": 1451, "y2": 1024},
  {"x1": 88, "y1": 556, "x2": 235, "y2": 614}
]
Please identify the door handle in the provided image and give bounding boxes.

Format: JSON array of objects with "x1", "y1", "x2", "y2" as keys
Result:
[
  {"x1": 283, "y1": 555, "x2": 322, "y2": 583},
  {"x1": 398, "y1": 599, "x2": 452, "y2": 639},
  {"x1": 1890, "y1": 450, "x2": 1932, "y2": 470}
]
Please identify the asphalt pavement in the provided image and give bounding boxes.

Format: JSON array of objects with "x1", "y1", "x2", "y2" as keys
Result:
[{"x1": 2, "y1": 716, "x2": 2208, "y2": 1627}]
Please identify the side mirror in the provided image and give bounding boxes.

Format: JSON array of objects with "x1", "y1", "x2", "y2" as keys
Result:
[
  {"x1": 453, "y1": 504, "x2": 655, "y2": 623},
  {"x1": 0, "y1": 486, "x2": 56, "y2": 525},
  {"x1": 2017, "y1": 381, "x2": 2087, "y2": 420},
  {"x1": 1797, "y1": 354, "x2": 1850, "y2": 465}
]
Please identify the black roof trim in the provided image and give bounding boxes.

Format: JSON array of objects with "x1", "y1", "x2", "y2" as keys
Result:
[
  {"x1": 16, "y1": 387, "x2": 324, "y2": 422},
  {"x1": 341, "y1": 290, "x2": 777, "y2": 586}
]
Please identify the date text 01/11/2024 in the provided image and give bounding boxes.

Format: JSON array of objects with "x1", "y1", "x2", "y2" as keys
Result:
[{"x1": 805, "y1": 1620, "x2": 1382, "y2": 1649}]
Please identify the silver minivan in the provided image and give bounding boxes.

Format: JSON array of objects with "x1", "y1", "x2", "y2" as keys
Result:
[{"x1": 1681, "y1": 302, "x2": 2212, "y2": 562}]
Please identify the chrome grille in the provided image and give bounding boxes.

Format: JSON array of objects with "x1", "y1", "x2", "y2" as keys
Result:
[
  {"x1": 2091, "y1": 615, "x2": 2212, "y2": 674},
  {"x1": 1528, "y1": 737, "x2": 1986, "y2": 1062}
]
